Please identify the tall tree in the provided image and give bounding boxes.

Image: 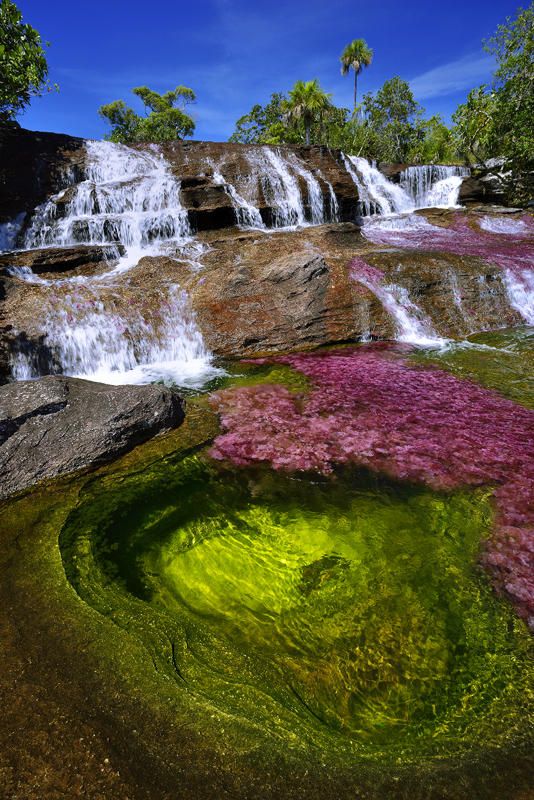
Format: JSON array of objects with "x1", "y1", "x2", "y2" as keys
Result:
[
  {"x1": 0, "y1": 0, "x2": 55, "y2": 122},
  {"x1": 99, "y1": 85, "x2": 196, "y2": 143},
  {"x1": 340, "y1": 38, "x2": 373, "y2": 112},
  {"x1": 284, "y1": 79, "x2": 332, "y2": 145}
]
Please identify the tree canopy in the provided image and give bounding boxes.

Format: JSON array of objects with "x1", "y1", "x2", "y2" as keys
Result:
[
  {"x1": 452, "y1": 2, "x2": 533, "y2": 201},
  {"x1": 285, "y1": 80, "x2": 332, "y2": 145},
  {"x1": 99, "y1": 85, "x2": 196, "y2": 143},
  {"x1": 0, "y1": 0, "x2": 54, "y2": 123}
]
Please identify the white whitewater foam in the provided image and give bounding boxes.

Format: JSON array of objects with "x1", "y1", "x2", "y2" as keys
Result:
[
  {"x1": 286, "y1": 153, "x2": 325, "y2": 225},
  {"x1": 247, "y1": 148, "x2": 307, "y2": 228},
  {"x1": 212, "y1": 167, "x2": 265, "y2": 229},
  {"x1": 480, "y1": 216, "x2": 528, "y2": 234},
  {"x1": 503, "y1": 269, "x2": 534, "y2": 325},
  {"x1": 342, "y1": 155, "x2": 414, "y2": 216},
  {"x1": 374, "y1": 283, "x2": 448, "y2": 347},
  {"x1": 14, "y1": 141, "x2": 220, "y2": 387},
  {"x1": 400, "y1": 165, "x2": 469, "y2": 209}
]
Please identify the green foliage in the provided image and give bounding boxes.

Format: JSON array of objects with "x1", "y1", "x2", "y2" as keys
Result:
[
  {"x1": 452, "y1": 3, "x2": 534, "y2": 201},
  {"x1": 229, "y1": 75, "x2": 458, "y2": 165},
  {"x1": 229, "y1": 92, "x2": 291, "y2": 143},
  {"x1": 284, "y1": 79, "x2": 333, "y2": 145},
  {"x1": 408, "y1": 115, "x2": 458, "y2": 164},
  {"x1": 340, "y1": 38, "x2": 373, "y2": 109},
  {"x1": 99, "y1": 85, "x2": 196, "y2": 143},
  {"x1": 230, "y1": 82, "x2": 333, "y2": 146},
  {"x1": 0, "y1": 0, "x2": 55, "y2": 122},
  {"x1": 452, "y1": 87, "x2": 497, "y2": 164},
  {"x1": 362, "y1": 76, "x2": 423, "y2": 161}
]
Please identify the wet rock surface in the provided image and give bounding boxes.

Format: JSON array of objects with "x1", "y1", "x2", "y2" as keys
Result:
[
  {"x1": 0, "y1": 210, "x2": 526, "y2": 376},
  {"x1": 0, "y1": 244, "x2": 124, "y2": 276},
  {"x1": 0, "y1": 376, "x2": 185, "y2": 498}
]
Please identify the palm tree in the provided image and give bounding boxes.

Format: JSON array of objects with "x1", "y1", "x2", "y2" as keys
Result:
[
  {"x1": 285, "y1": 79, "x2": 332, "y2": 145},
  {"x1": 340, "y1": 39, "x2": 373, "y2": 112}
]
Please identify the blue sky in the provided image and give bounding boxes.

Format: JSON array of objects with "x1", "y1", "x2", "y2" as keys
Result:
[{"x1": 18, "y1": 0, "x2": 520, "y2": 141}]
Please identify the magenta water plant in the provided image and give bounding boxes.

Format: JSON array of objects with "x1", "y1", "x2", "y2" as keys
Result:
[
  {"x1": 361, "y1": 212, "x2": 534, "y2": 278},
  {"x1": 210, "y1": 347, "x2": 534, "y2": 627}
]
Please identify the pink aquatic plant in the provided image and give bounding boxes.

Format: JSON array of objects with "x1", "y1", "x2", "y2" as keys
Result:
[
  {"x1": 348, "y1": 257, "x2": 385, "y2": 287},
  {"x1": 210, "y1": 348, "x2": 534, "y2": 627},
  {"x1": 362, "y1": 211, "x2": 534, "y2": 278}
]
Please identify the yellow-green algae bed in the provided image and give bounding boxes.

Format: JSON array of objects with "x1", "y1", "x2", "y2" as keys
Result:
[{"x1": 1, "y1": 331, "x2": 533, "y2": 799}]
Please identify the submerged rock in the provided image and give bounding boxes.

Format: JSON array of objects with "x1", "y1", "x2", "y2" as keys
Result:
[{"x1": 0, "y1": 376, "x2": 185, "y2": 498}]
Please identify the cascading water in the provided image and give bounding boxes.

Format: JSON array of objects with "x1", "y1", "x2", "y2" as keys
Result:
[
  {"x1": 325, "y1": 179, "x2": 340, "y2": 222},
  {"x1": 362, "y1": 212, "x2": 534, "y2": 327},
  {"x1": 400, "y1": 165, "x2": 470, "y2": 209},
  {"x1": 349, "y1": 257, "x2": 447, "y2": 347},
  {"x1": 286, "y1": 153, "x2": 325, "y2": 225},
  {"x1": 342, "y1": 156, "x2": 470, "y2": 216},
  {"x1": 342, "y1": 154, "x2": 414, "y2": 215},
  {"x1": 11, "y1": 140, "x2": 220, "y2": 387},
  {"x1": 211, "y1": 167, "x2": 265, "y2": 229},
  {"x1": 254, "y1": 147, "x2": 307, "y2": 228},
  {"x1": 25, "y1": 141, "x2": 192, "y2": 258}
]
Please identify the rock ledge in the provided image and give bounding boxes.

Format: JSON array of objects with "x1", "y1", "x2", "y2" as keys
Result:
[{"x1": 0, "y1": 376, "x2": 185, "y2": 499}]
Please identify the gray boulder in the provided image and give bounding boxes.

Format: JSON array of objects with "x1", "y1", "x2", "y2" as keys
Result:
[{"x1": 0, "y1": 376, "x2": 185, "y2": 499}]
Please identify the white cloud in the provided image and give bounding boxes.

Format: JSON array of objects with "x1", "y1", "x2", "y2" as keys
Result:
[{"x1": 410, "y1": 52, "x2": 495, "y2": 100}]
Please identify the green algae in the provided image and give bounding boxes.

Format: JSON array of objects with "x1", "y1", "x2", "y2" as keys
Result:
[
  {"x1": 414, "y1": 327, "x2": 534, "y2": 408},
  {"x1": 59, "y1": 450, "x2": 533, "y2": 767}
]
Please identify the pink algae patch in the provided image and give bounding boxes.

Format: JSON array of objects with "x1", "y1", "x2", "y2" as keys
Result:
[
  {"x1": 209, "y1": 348, "x2": 534, "y2": 627},
  {"x1": 362, "y1": 211, "x2": 534, "y2": 277}
]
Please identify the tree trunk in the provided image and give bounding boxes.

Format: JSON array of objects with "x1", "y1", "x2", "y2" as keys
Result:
[
  {"x1": 305, "y1": 122, "x2": 310, "y2": 145},
  {"x1": 354, "y1": 72, "x2": 358, "y2": 112}
]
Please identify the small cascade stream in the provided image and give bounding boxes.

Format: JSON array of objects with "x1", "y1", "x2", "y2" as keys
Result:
[
  {"x1": 349, "y1": 257, "x2": 447, "y2": 347},
  {"x1": 341, "y1": 156, "x2": 468, "y2": 215},
  {"x1": 212, "y1": 167, "x2": 265, "y2": 229}
]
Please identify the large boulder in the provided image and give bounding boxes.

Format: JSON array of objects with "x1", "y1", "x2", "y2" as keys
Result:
[{"x1": 0, "y1": 376, "x2": 185, "y2": 498}]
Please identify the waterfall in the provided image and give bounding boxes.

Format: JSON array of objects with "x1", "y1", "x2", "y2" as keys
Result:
[
  {"x1": 400, "y1": 166, "x2": 469, "y2": 209},
  {"x1": 211, "y1": 167, "x2": 265, "y2": 229},
  {"x1": 12, "y1": 140, "x2": 220, "y2": 387},
  {"x1": 326, "y1": 180, "x2": 340, "y2": 222},
  {"x1": 25, "y1": 141, "x2": 192, "y2": 261},
  {"x1": 342, "y1": 157, "x2": 470, "y2": 216},
  {"x1": 342, "y1": 155, "x2": 414, "y2": 215},
  {"x1": 502, "y1": 269, "x2": 534, "y2": 325},
  {"x1": 247, "y1": 148, "x2": 307, "y2": 228},
  {"x1": 370, "y1": 283, "x2": 447, "y2": 346},
  {"x1": 286, "y1": 153, "x2": 325, "y2": 225}
]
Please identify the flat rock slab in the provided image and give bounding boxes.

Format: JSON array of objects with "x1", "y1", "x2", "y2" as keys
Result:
[
  {"x1": 0, "y1": 376, "x2": 185, "y2": 499},
  {"x1": 0, "y1": 244, "x2": 124, "y2": 276}
]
